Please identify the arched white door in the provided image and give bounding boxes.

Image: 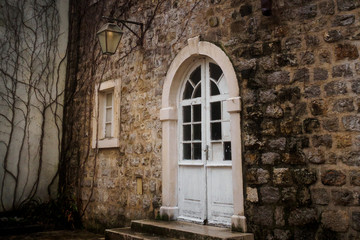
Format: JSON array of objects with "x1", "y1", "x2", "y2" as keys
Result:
[{"x1": 178, "y1": 58, "x2": 233, "y2": 226}]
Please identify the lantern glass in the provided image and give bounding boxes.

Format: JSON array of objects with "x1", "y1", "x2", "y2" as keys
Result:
[{"x1": 97, "y1": 22, "x2": 123, "y2": 55}]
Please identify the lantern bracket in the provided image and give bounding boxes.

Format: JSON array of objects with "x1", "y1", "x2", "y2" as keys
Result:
[{"x1": 102, "y1": 16, "x2": 144, "y2": 40}]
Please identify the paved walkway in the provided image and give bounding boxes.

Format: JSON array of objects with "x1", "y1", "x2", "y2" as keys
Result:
[{"x1": 0, "y1": 230, "x2": 104, "y2": 240}]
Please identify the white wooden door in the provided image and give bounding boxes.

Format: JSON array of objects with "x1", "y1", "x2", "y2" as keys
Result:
[{"x1": 178, "y1": 59, "x2": 233, "y2": 226}]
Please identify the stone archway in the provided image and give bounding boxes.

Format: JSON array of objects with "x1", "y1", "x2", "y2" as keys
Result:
[{"x1": 160, "y1": 36, "x2": 247, "y2": 232}]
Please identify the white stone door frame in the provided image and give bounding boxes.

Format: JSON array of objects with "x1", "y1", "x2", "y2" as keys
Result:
[{"x1": 160, "y1": 36, "x2": 247, "y2": 232}]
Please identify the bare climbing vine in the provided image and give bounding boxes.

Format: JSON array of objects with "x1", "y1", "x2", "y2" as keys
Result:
[{"x1": 0, "y1": 0, "x2": 66, "y2": 211}]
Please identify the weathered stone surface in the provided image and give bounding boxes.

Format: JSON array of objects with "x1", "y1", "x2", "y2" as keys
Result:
[
  {"x1": 333, "y1": 98, "x2": 355, "y2": 112},
  {"x1": 325, "y1": 81, "x2": 347, "y2": 95},
  {"x1": 323, "y1": 118, "x2": 339, "y2": 132},
  {"x1": 261, "y1": 119, "x2": 277, "y2": 136},
  {"x1": 319, "y1": 0, "x2": 335, "y2": 15},
  {"x1": 342, "y1": 151, "x2": 360, "y2": 166},
  {"x1": 288, "y1": 208, "x2": 317, "y2": 226},
  {"x1": 352, "y1": 212, "x2": 360, "y2": 231},
  {"x1": 304, "y1": 148, "x2": 325, "y2": 164},
  {"x1": 335, "y1": 44, "x2": 359, "y2": 61},
  {"x1": 259, "y1": 89, "x2": 276, "y2": 103},
  {"x1": 332, "y1": 189, "x2": 358, "y2": 206},
  {"x1": 303, "y1": 118, "x2": 320, "y2": 133},
  {"x1": 293, "y1": 68, "x2": 309, "y2": 82},
  {"x1": 337, "y1": 0, "x2": 360, "y2": 11},
  {"x1": 246, "y1": 168, "x2": 270, "y2": 184},
  {"x1": 273, "y1": 229, "x2": 291, "y2": 240},
  {"x1": 332, "y1": 14, "x2": 355, "y2": 26},
  {"x1": 299, "y1": 52, "x2": 314, "y2": 65},
  {"x1": 293, "y1": 168, "x2": 317, "y2": 185},
  {"x1": 244, "y1": 151, "x2": 259, "y2": 165},
  {"x1": 252, "y1": 206, "x2": 274, "y2": 226},
  {"x1": 267, "y1": 71, "x2": 290, "y2": 85},
  {"x1": 265, "y1": 104, "x2": 284, "y2": 118},
  {"x1": 298, "y1": 4, "x2": 317, "y2": 19},
  {"x1": 240, "y1": 4, "x2": 252, "y2": 17},
  {"x1": 314, "y1": 68, "x2": 328, "y2": 81},
  {"x1": 319, "y1": 50, "x2": 331, "y2": 63},
  {"x1": 356, "y1": 63, "x2": 360, "y2": 74},
  {"x1": 321, "y1": 170, "x2": 346, "y2": 186},
  {"x1": 268, "y1": 138, "x2": 286, "y2": 151},
  {"x1": 351, "y1": 79, "x2": 360, "y2": 94},
  {"x1": 335, "y1": 135, "x2": 352, "y2": 148},
  {"x1": 285, "y1": 37, "x2": 302, "y2": 50},
  {"x1": 261, "y1": 152, "x2": 280, "y2": 165},
  {"x1": 311, "y1": 188, "x2": 329, "y2": 205},
  {"x1": 246, "y1": 187, "x2": 258, "y2": 203},
  {"x1": 208, "y1": 16, "x2": 219, "y2": 27},
  {"x1": 310, "y1": 100, "x2": 327, "y2": 116},
  {"x1": 324, "y1": 29, "x2": 343, "y2": 42},
  {"x1": 305, "y1": 35, "x2": 319, "y2": 47},
  {"x1": 275, "y1": 206, "x2": 285, "y2": 227},
  {"x1": 332, "y1": 64, "x2": 353, "y2": 78},
  {"x1": 274, "y1": 168, "x2": 293, "y2": 186},
  {"x1": 312, "y1": 135, "x2": 332, "y2": 148},
  {"x1": 321, "y1": 210, "x2": 349, "y2": 232},
  {"x1": 350, "y1": 170, "x2": 360, "y2": 186},
  {"x1": 276, "y1": 54, "x2": 297, "y2": 67},
  {"x1": 281, "y1": 187, "x2": 297, "y2": 203},
  {"x1": 304, "y1": 85, "x2": 320, "y2": 98},
  {"x1": 342, "y1": 116, "x2": 360, "y2": 131},
  {"x1": 260, "y1": 186, "x2": 280, "y2": 203}
]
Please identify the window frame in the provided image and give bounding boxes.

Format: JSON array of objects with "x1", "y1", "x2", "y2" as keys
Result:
[{"x1": 92, "y1": 79, "x2": 121, "y2": 149}]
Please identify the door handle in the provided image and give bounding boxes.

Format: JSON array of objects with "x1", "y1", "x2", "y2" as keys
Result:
[{"x1": 204, "y1": 145, "x2": 209, "y2": 160}]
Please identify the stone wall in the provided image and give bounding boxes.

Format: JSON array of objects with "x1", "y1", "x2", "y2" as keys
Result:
[{"x1": 66, "y1": 0, "x2": 360, "y2": 238}]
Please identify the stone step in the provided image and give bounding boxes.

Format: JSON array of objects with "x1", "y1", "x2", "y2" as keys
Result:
[
  {"x1": 105, "y1": 220, "x2": 254, "y2": 240},
  {"x1": 105, "y1": 227, "x2": 178, "y2": 240}
]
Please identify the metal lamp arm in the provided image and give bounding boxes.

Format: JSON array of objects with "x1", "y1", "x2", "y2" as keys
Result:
[{"x1": 102, "y1": 16, "x2": 143, "y2": 40}]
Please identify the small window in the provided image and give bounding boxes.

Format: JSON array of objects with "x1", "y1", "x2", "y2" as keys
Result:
[{"x1": 92, "y1": 79, "x2": 121, "y2": 148}]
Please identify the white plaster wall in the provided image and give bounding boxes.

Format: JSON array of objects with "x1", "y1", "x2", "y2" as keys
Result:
[{"x1": 0, "y1": 0, "x2": 68, "y2": 211}]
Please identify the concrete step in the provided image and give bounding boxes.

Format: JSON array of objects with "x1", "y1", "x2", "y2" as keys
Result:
[{"x1": 105, "y1": 220, "x2": 254, "y2": 240}]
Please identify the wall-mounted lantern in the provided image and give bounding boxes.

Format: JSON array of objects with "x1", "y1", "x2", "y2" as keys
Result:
[{"x1": 97, "y1": 16, "x2": 143, "y2": 55}]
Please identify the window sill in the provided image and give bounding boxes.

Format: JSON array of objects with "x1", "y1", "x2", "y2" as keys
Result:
[{"x1": 92, "y1": 138, "x2": 119, "y2": 149}]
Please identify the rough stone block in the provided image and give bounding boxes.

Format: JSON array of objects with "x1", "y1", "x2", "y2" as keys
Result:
[
  {"x1": 259, "y1": 89, "x2": 277, "y2": 103},
  {"x1": 319, "y1": 50, "x2": 331, "y2": 63},
  {"x1": 293, "y1": 68, "x2": 309, "y2": 82},
  {"x1": 275, "y1": 207, "x2": 285, "y2": 226},
  {"x1": 333, "y1": 64, "x2": 353, "y2": 78},
  {"x1": 335, "y1": 44, "x2": 359, "y2": 61},
  {"x1": 276, "y1": 53, "x2": 298, "y2": 67},
  {"x1": 342, "y1": 151, "x2": 360, "y2": 166},
  {"x1": 274, "y1": 229, "x2": 291, "y2": 240},
  {"x1": 261, "y1": 119, "x2": 277, "y2": 136},
  {"x1": 333, "y1": 98, "x2": 355, "y2": 112},
  {"x1": 273, "y1": 168, "x2": 293, "y2": 186},
  {"x1": 352, "y1": 212, "x2": 360, "y2": 231},
  {"x1": 305, "y1": 35, "x2": 319, "y2": 47},
  {"x1": 350, "y1": 170, "x2": 360, "y2": 186},
  {"x1": 281, "y1": 187, "x2": 297, "y2": 203},
  {"x1": 335, "y1": 135, "x2": 352, "y2": 148},
  {"x1": 351, "y1": 79, "x2": 360, "y2": 94},
  {"x1": 293, "y1": 168, "x2": 317, "y2": 185},
  {"x1": 240, "y1": 4, "x2": 252, "y2": 17},
  {"x1": 260, "y1": 186, "x2": 280, "y2": 203},
  {"x1": 304, "y1": 85, "x2": 320, "y2": 98},
  {"x1": 332, "y1": 189, "x2": 359, "y2": 206},
  {"x1": 253, "y1": 206, "x2": 274, "y2": 226},
  {"x1": 265, "y1": 104, "x2": 284, "y2": 118},
  {"x1": 319, "y1": 0, "x2": 335, "y2": 15},
  {"x1": 325, "y1": 80, "x2": 347, "y2": 95},
  {"x1": 321, "y1": 210, "x2": 349, "y2": 232},
  {"x1": 288, "y1": 208, "x2": 317, "y2": 226},
  {"x1": 305, "y1": 149, "x2": 325, "y2": 164},
  {"x1": 337, "y1": 0, "x2": 360, "y2": 11},
  {"x1": 268, "y1": 138, "x2": 286, "y2": 151},
  {"x1": 332, "y1": 14, "x2": 355, "y2": 26},
  {"x1": 246, "y1": 168, "x2": 270, "y2": 184},
  {"x1": 322, "y1": 118, "x2": 339, "y2": 132},
  {"x1": 342, "y1": 116, "x2": 360, "y2": 131},
  {"x1": 246, "y1": 187, "x2": 258, "y2": 203},
  {"x1": 324, "y1": 29, "x2": 343, "y2": 42},
  {"x1": 245, "y1": 151, "x2": 259, "y2": 165},
  {"x1": 285, "y1": 37, "x2": 302, "y2": 50},
  {"x1": 303, "y1": 118, "x2": 320, "y2": 133},
  {"x1": 311, "y1": 188, "x2": 329, "y2": 205},
  {"x1": 321, "y1": 170, "x2": 346, "y2": 186},
  {"x1": 261, "y1": 152, "x2": 280, "y2": 165},
  {"x1": 300, "y1": 52, "x2": 315, "y2": 65},
  {"x1": 314, "y1": 68, "x2": 328, "y2": 81},
  {"x1": 312, "y1": 135, "x2": 332, "y2": 148},
  {"x1": 267, "y1": 71, "x2": 290, "y2": 85},
  {"x1": 298, "y1": 4, "x2": 317, "y2": 19}
]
